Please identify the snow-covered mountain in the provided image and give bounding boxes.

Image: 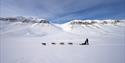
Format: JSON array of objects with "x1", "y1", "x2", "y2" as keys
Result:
[
  {"x1": 0, "y1": 17, "x2": 124, "y2": 36},
  {"x1": 61, "y1": 19, "x2": 125, "y2": 33},
  {"x1": 0, "y1": 16, "x2": 49, "y2": 23},
  {"x1": 0, "y1": 17, "x2": 125, "y2": 63}
]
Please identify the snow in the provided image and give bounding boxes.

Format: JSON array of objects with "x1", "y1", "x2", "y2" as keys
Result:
[{"x1": 0, "y1": 19, "x2": 125, "y2": 63}]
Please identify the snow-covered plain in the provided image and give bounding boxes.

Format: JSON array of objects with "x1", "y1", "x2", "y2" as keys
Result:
[{"x1": 0, "y1": 18, "x2": 125, "y2": 63}]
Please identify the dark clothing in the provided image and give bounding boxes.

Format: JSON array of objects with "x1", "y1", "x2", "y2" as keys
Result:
[{"x1": 85, "y1": 38, "x2": 89, "y2": 45}]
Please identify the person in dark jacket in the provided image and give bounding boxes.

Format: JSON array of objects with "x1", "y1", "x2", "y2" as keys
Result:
[
  {"x1": 85, "y1": 38, "x2": 89, "y2": 45},
  {"x1": 79, "y1": 38, "x2": 89, "y2": 45}
]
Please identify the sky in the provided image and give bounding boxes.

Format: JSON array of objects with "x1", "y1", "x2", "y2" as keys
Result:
[{"x1": 0, "y1": 0, "x2": 125, "y2": 23}]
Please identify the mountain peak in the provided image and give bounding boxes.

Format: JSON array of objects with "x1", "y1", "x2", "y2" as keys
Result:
[
  {"x1": 69, "y1": 19, "x2": 125, "y2": 25},
  {"x1": 0, "y1": 16, "x2": 49, "y2": 23}
]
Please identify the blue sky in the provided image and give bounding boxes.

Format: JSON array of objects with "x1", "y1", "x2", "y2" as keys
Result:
[{"x1": 0, "y1": 0, "x2": 125, "y2": 23}]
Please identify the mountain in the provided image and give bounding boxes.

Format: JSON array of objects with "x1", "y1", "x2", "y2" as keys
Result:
[
  {"x1": 61, "y1": 19, "x2": 125, "y2": 34},
  {"x1": 0, "y1": 17, "x2": 124, "y2": 36},
  {"x1": 0, "y1": 16, "x2": 49, "y2": 23}
]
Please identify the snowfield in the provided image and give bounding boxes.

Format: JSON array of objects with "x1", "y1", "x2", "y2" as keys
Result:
[{"x1": 0, "y1": 18, "x2": 125, "y2": 63}]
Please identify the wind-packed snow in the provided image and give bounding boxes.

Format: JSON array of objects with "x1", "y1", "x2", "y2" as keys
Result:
[{"x1": 0, "y1": 18, "x2": 125, "y2": 63}]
